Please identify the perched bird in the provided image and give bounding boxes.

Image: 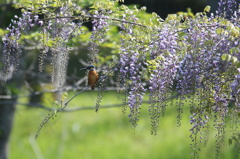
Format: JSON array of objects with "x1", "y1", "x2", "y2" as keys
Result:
[{"x1": 81, "y1": 65, "x2": 99, "y2": 90}]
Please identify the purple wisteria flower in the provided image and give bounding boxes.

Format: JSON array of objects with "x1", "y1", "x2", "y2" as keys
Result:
[
  {"x1": 217, "y1": 0, "x2": 239, "y2": 21},
  {"x1": 3, "y1": 11, "x2": 34, "y2": 78},
  {"x1": 118, "y1": 42, "x2": 146, "y2": 127},
  {"x1": 88, "y1": 10, "x2": 110, "y2": 64},
  {"x1": 117, "y1": 10, "x2": 147, "y2": 127}
]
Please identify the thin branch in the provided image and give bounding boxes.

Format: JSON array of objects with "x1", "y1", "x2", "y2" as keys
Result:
[
  {"x1": 0, "y1": 86, "x2": 118, "y2": 100},
  {"x1": 0, "y1": 100, "x2": 123, "y2": 111},
  {"x1": 0, "y1": 101, "x2": 53, "y2": 111},
  {"x1": 10, "y1": 101, "x2": 128, "y2": 111},
  {"x1": 0, "y1": 94, "x2": 180, "y2": 112},
  {"x1": 0, "y1": 95, "x2": 13, "y2": 99},
  {"x1": 0, "y1": 86, "x2": 73, "y2": 100},
  {"x1": 41, "y1": 15, "x2": 149, "y2": 28},
  {"x1": 62, "y1": 63, "x2": 119, "y2": 110},
  {"x1": 62, "y1": 103, "x2": 123, "y2": 112},
  {"x1": 35, "y1": 63, "x2": 119, "y2": 138}
]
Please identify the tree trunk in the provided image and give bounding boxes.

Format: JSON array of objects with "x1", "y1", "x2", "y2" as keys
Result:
[{"x1": 0, "y1": 83, "x2": 17, "y2": 159}]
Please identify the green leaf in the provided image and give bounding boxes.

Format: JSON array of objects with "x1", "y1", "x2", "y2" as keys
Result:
[
  {"x1": 226, "y1": 54, "x2": 232, "y2": 62},
  {"x1": 235, "y1": 63, "x2": 240, "y2": 68},
  {"x1": 230, "y1": 47, "x2": 238, "y2": 54},
  {"x1": 216, "y1": 28, "x2": 227, "y2": 35},
  {"x1": 147, "y1": 60, "x2": 154, "y2": 65},
  {"x1": 204, "y1": 40, "x2": 214, "y2": 45},
  {"x1": 204, "y1": 5, "x2": 211, "y2": 13},
  {"x1": 61, "y1": 92, "x2": 68, "y2": 102},
  {"x1": 166, "y1": 14, "x2": 177, "y2": 21},
  {"x1": 178, "y1": 31, "x2": 187, "y2": 38},
  {"x1": 221, "y1": 54, "x2": 227, "y2": 61},
  {"x1": 221, "y1": 54, "x2": 232, "y2": 62},
  {"x1": 231, "y1": 56, "x2": 238, "y2": 63},
  {"x1": 0, "y1": 28, "x2": 7, "y2": 37},
  {"x1": 46, "y1": 39, "x2": 56, "y2": 47}
]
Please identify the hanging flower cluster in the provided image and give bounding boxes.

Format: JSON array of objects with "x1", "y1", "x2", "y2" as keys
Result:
[
  {"x1": 3, "y1": 11, "x2": 38, "y2": 79},
  {"x1": 148, "y1": 24, "x2": 179, "y2": 134},
  {"x1": 41, "y1": 5, "x2": 83, "y2": 84},
  {"x1": 118, "y1": 34, "x2": 146, "y2": 128},
  {"x1": 88, "y1": 10, "x2": 110, "y2": 64}
]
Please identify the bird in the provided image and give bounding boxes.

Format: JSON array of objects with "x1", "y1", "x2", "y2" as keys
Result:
[{"x1": 81, "y1": 65, "x2": 99, "y2": 90}]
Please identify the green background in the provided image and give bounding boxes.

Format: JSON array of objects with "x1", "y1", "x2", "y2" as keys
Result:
[{"x1": 10, "y1": 91, "x2": 235, "y2": 159}]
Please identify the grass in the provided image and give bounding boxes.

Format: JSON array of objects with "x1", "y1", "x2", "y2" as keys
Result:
[{"x1": 9, "y1": 91, "x2": 236, "y2": 159}]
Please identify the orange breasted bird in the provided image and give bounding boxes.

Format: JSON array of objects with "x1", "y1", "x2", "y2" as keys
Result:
[{"x1": 81, "y1": 65, "x2": 99, "y2": 90}]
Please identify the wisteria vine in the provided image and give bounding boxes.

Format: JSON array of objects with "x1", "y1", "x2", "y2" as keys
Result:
[{"x1": 2, "y1": 0, "x2": 240, "y2": 158}]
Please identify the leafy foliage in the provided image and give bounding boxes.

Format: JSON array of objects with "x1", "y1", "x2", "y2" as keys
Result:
[{"x1": 2, "y1": 0, "x2": 240, "y2": 158}]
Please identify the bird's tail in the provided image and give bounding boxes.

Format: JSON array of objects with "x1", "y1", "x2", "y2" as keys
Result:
[{"x1": 91, "y1": 84, "x2": 96, "y2": 90}]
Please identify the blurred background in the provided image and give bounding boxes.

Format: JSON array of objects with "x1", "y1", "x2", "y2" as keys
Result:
[
  {"x1": 1, "y1": 0, "x2": 236, "y2": 159},
  {"x1": 124, "y1": 0, "x2": 208, "y2": 18}
]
